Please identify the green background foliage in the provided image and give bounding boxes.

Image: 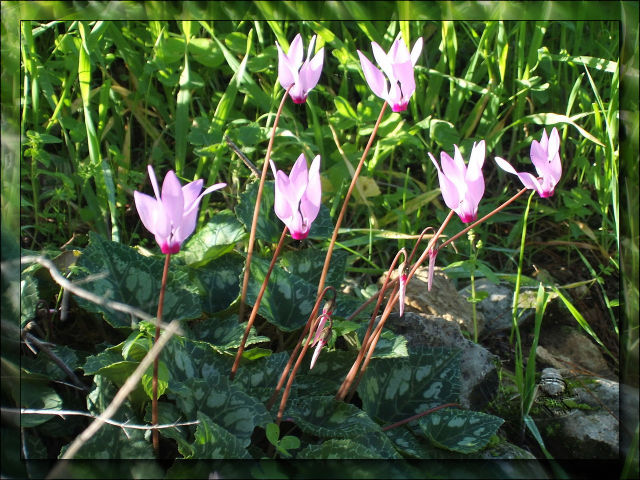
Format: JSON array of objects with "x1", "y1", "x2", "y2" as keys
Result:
[{"x1": 2, "y1": 0, "x2": 637, "y2": 477}]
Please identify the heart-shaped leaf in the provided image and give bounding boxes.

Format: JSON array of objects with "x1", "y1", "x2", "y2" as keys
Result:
[
  {"x1": 73, "y1": 233, "x2": 201, "y2": 328},
  {"x1": 358, "y1": 346, "x2": 462, "y2": 423}
]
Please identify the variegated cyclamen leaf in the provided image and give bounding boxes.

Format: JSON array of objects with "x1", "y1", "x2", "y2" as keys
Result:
[
  {"x1": 285, "y1": 396, "x2": 381, "y2": 439},
  {"x1": 296, "y1": 439, "x2": 383, "y2": 459},
  {"x1": 292, "y1": 350, "x2": 357, "y2": 397},
  {"x1": 58, "y1": 419, "x2": 155, "y2": 459},
  {"x1": 183, "y1": 315, "x2": 270, "y2": 351},
  {"x1": 161, "y1": 335, "x2": 232, "y2": 387},
  {"x1": 179, "y1": 210, "x2": 247, "y2": 267},
  {"x1": 279, "y1": 248, "x2": 348, "y2": 290},
  {"x1": 358, "y1": 346, "x2": 462, "y2": 423},
  {"x1": 235, "y1": 181, "x2": 283, "y2": 243},
  {"x1": 247, "y1": 256, "x2": 366, "y2": 332},
  {"x1": 233, "y1": 351, "x2": 290, "y2": 399},
  {"x1": 349, "y1": 431, "x2": 403, "y2": 459},
  {"x1": 144, "y1": 401, "x2": 192, "y2": 452},
  {"x1": 73, "y1": 233, "x2": 201, "y2": 328},
  {"x1": 174, "y1": 377, "x2": 271, "y2": 448},
  {"x1": 183, "y1": 411, "x2": 251, "y2": 459},
  {"x1": 190, "y1": 253, "x2": 243, "y2": 314},
  {"x1": 417, "y1": 407, "x2": 504, "y2": 454},
  {"x1": 357, "y1": 324, "x2": 408, "y2": 359},
  {"x1": 385, "y1": 426, "x2": 441, "y2": 459},
  {"x1": 247, "y1": 256, "x2": 317, "y2": 332}
]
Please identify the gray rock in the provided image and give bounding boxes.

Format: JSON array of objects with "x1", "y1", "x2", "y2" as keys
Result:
[
  {"x1": 533, "y1": 374, "x2": 620, "y2": 459},
  {"x1": 384, "y1": 312, "x2": 499, "y2": 410},
  {"x1": 458, "y1": 278, "x2": 536, "y2": 334},
  {"x1": 381, "y1": 266, "x2": 483, "y2": 337},
  {"x1": 538, "y1": 325, "x2": 616, "y2": 380},
  {"x1": 538, "y1": 410, "x2": 619, "y2": 459}
]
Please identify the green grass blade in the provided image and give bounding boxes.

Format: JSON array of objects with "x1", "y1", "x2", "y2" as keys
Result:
[{"x1": 551, "y1": 285, "x2": 615, "y2": 361}]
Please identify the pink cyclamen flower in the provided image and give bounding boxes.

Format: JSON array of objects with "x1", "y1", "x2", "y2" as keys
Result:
[
  {"x1": 270, "y1": 153, "x2": 321, "y2": 240},
  {"x1": 134, "y1": 165, "x2": 225, "y2": 254},
  {"x1": 357, "y1": 33, "x2": 423, "y2": 112},
  {"x1": 495, "y1": 128, "x2": 562, "y2": 198},
  {"x1": 276, "y1": 33, "x2": 324, "y2": 104},
  {"x1": 429, "y1": 140, "x2": 486, "y2": 223}
]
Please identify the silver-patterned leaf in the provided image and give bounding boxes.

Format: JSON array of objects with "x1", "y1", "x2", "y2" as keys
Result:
[
  {"x1": 73, "y1": 233, "x2": 201, "y2": 328},
  {"x1": 417, "y1": 407, "x2": 504, "y2": 454},
  {"x1": 358, "y1": 346, "x2": 462, "y2": 423}
]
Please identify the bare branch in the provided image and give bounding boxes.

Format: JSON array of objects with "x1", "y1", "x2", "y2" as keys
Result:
[
  {"x1": 4, "y1": 408, "x2": 198, "y2": 431},
  {"x1": 21, "y1": 331, "x2": 88, "y2": 391},
  {"x1": 47, "y1": 319, "x2": 181, "y2": 472},
  {"x1": 15, "y1": 255, "x2": 180, "y2": 331}
]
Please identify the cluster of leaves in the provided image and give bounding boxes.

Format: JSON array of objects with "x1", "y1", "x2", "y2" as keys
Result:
[{"x1": 14, "y1": 218, "x2": 505, "y2": 462}]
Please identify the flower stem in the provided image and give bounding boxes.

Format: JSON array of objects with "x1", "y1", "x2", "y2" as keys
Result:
[
  {"x1": 275, "y1": 314, "x2": 323, "y2": 426},
  {"x1": 267, "y1": 286, "x2": 335, "y2": 411},
  {"x1": 152, "y1": 252, "x2": 171, "y2": 457},
  {"x1": 408, "y1": 210, "x2": 455, "y2": 280},
  {"x1": 381, "y1": 403, "x2": 462, "y2": 431},
  {"x1": 316, "y1": 101, "x2": 388, "y2": 297},
  {"x1": 238, "y1": 87, "x2": 291, "y2": 326},
  {"x1": 231, "y1": 226, "x2": 288, "y2": 380},
  {"x1": 334, "y1": 189, "x2": 530, "y2": 403},
  {"x1": 334, "y1": 248, "x2": 406, "y2": 401}
]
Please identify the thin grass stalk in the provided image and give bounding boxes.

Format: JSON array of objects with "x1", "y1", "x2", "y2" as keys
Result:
[
  {"x1": 238, "y1": 86, "x2": 291, "y2": 326},
  {"x1": 316, "y1": 101, "x2": 388, "y2": 297},
  {"x1": 334, "y1": 249, "x2": 406, "y2": 401},
  {"x1": 267, "y1": 286, "x2": 335, "y2": 411},
  {"x1": 231, "y1": 226, "x2": 288, "y2": 380},
  {"x1": 152, "y1": 252, "x2": 171, "y2": 456},
  {"x1": 511, "y1": 191, "x2": 536, "y2": 419}
]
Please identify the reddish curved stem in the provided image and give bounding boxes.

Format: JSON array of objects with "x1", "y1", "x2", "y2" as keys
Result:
[
  {"x1": 231, "y1": 226, "x2": 288, "y2": 380},
  {"x1": 152, "y1": 252, "x2": 171, "y2": 456}
]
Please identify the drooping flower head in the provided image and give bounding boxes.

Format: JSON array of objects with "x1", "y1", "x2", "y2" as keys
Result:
[
  {"x1": 429, "y1": 140, "x2": 486, "y2": 223},
  {"x1": 427, "y1": 248, "x2": 438, "y2": 292},
  {"x1": 495, "y1": 128, "x2": 562, "y2": 198},
  {"x1": 270, "y1": 153, "x2": 322, "y2": 240},
  {"x1": 398, "y1": 269, "x2": 407, "y2": 317},
  {"x1": 276, "y1": 33, "x2": 324, "y2": 104},
  {"x1": 310, "y1": 301, "x2": 334, "y2": 370},
  {"x1": 357, "y1": 33, "x2": 423, "y2": 112},
  {"x1": 134, "y1": 166, "x2": 226, "y2": 254}
]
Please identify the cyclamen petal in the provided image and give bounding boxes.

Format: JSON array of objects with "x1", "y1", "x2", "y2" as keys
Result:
[
  {"x1": 357, "y1": 50, "x2": 387, "y2": 99},
  {"x1": 430, "y1": 142, "x2": 486, "y2": 223},
  {"x1": 358, "y1": 34, "x2": 423, "y2": 111},
  {"x1": 277, "y1": 34, "x2": 324, "y2": 104},
  {"x1": 272, "y1": 154, "x2": 322, "y2": 240},
  {"x1": 134, "y1": 166, "x2": 226, "y2": 253},
  {"x1": 495, "y1": 128, "x2": 562, "y2": 198}
]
